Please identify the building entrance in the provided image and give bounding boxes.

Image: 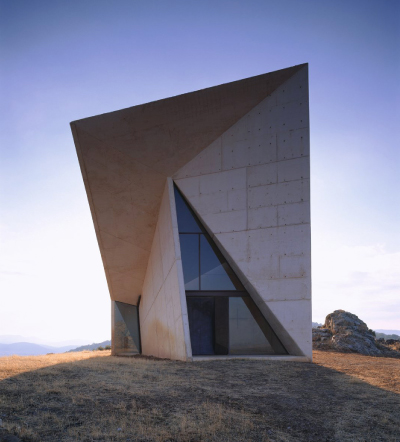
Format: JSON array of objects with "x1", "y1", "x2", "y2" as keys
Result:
[
  {"x1": 174, "y1": 185, "x2": 288, "y2": 357},
  {"x1": 187, "y1": 297, "x2": 215, "y2": 355}
]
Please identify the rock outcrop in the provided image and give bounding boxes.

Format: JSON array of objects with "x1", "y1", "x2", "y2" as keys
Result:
[{"x1": 313, "y1": 310, "x2": 400, "y2": 358}]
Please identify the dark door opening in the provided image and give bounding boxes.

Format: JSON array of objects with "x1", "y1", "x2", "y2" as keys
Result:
[
  {"x1": 187, "y1": 297, "x2": 214, "y2": 355},
  {"x1": 187, "y1": 296, "x2": 231, "y2": 356}
]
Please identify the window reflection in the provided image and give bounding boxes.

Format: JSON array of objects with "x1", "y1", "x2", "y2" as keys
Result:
[
  {"x1": 229, "y1": 297, "x2": 275, "y2": 355},
  {"x1": 179, "y1": 234, "x2": 200, "y2": 290},
  {"x1": 113, "y1": 301, "x2": 141, "y2": 355},
  {"x1": 180, "y1": 232, "x2": 244, "y2": 291},
  {"x1": 200, "y1": 235, "x2": 242, "y2": 290},
  {"x1": 174, "y1": 186, "x2": 202, "y2": 233}
]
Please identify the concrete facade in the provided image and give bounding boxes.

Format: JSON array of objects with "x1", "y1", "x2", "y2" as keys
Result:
[
  {"x1": 71, "y1": 63, "x2": 311, "y2": 361},
  {"x1": 174, "y1": 68, "x2": 311, "y2": 357},
  {"x1": 139, "y1": 179, "x2": 191, "y2": 361}
]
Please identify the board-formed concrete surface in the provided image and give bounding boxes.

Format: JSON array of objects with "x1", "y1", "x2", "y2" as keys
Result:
[{"x1": 71, "y1": 63, "x2": 311, "y2": 361}]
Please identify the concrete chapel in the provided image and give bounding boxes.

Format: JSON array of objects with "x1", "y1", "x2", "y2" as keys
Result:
[{"x1": 70, "y1": 64, "x2": 312, "y2": 361}]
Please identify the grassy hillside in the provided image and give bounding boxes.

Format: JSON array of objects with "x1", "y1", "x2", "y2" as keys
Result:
[
  {"x1": 0, "y1": 351, "x2": 399, "y2": 441},
  {"x1": 67, "y1": 340, "x2": 111, "y2": 352}
]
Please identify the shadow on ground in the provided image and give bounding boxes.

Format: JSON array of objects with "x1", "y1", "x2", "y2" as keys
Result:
[{"x1": 0, "y1": 353, "x2": 399, "y2": 442}]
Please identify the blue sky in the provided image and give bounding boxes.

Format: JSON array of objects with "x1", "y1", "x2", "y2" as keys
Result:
[{"x1": 0, "y1": 0, "x2": 399, "y2": 343}]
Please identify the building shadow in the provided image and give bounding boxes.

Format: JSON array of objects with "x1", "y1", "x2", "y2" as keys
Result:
[{"x1": 0, "y1": 354, "x2": 399, "y2": 441}]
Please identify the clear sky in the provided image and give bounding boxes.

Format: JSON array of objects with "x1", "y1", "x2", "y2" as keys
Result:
[{"x1": 0, "y1": 0, "x2": 399, "y2": 344}]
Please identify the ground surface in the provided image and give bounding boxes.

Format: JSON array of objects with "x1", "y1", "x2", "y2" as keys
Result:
[{"x1": 0, "y1": 350, "x2": 399, "y2": 441}]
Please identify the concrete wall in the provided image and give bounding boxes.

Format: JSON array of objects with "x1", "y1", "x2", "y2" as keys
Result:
[
  {"x1": 139, "y1": 179, "x2": 192, "y2": 361},
  {"x1": 174, "y1": 66, "x2": 312, "y2": 359}
]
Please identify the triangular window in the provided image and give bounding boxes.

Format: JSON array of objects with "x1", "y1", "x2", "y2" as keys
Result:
[
  {"x1": 174, "y1": 186, "x2": 243, "y2": 291},
  {"x1": 113, "y1": 301, "x2": 141, "y2": 355},
  {"x1": 174, "y1": 184, "x2": 287, "y2": 356}
]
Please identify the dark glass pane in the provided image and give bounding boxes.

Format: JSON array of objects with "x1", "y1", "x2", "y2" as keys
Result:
[
  {"x1": 187, "y1": 297, "x2": 215, "y2": 355},
  {"x1": 113, "y1": 301, "x2": 141, "y2": 355},
  {"x1": 174, "y1": 186, "x2": 202, "y2": 233},
  {"x1": 229, "y1": 297, "x2": 275, "y2": 355},
  {"x1": 214, "y1": 297, "x2": 229, "y2": 355},
  {"x1": 200, "y1": 235, "x2": 244, "y2": 290},
  {"x1": 179, "y1": 234, "x2": 200, "y2": 290}
]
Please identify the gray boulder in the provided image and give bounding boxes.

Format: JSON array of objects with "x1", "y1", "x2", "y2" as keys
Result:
[{"x1": 313, "y1": 310, "x2": 400, "y2": 357}]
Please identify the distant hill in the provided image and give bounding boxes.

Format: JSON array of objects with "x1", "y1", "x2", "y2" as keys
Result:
[
  {"x1": 375, "y1": 332, "x2": 400, "y2": 341},
  {"x1": 68, "y1": 340, "x2": 111, "y2": 352},
  {"x1": 375, "y1": 329, "x2": 400, "y2": 336},
  {"x1": 0, "y1": 342, "x2": 76, "y2": 357},
  {"x1": 0, "y1": 335, "x2": 91, "y2": 347},
  {"x1": 312, "y1": 322, "x2": 323, "y2": 328}
]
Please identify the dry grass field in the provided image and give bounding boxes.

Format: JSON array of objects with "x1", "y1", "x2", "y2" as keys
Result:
[{"x1": 0, "y1": 350, "x2": 399, "y2": 442}]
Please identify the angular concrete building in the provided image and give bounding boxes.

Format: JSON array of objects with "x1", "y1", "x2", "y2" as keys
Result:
[{"x1": 71, "y1": 63, "x2": 311, "y2": 362}]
